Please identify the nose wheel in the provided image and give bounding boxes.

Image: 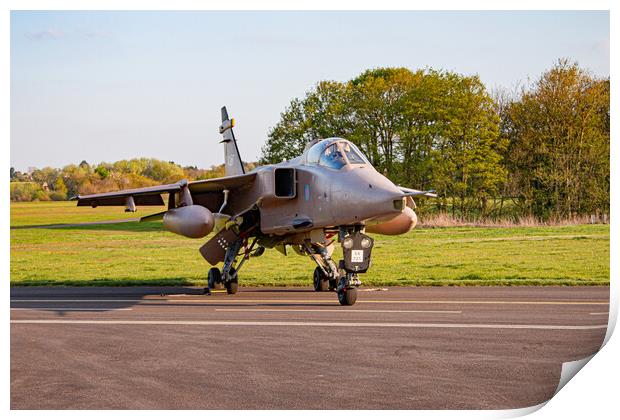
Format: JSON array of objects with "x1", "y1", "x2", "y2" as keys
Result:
[
  {"x1": 337, "y1": 285, "x2": 357, "y2": 306},
  {"x1": 337, "y1": 274, "x2": 360, "y2": 306}
]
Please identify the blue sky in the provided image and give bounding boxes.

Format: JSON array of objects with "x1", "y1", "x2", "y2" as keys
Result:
[{"x1": 10, "y1": 11, "x2": 609, "y2": 171}]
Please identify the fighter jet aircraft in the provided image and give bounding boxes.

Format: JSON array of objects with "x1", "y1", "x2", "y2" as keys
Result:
[{"x1": 74, "y1": 107, "x2": 436, "y2": 305}]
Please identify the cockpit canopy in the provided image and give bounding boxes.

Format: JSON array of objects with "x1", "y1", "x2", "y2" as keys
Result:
[{"x1": 305, "y1": 138, "x2": 369, "y2": 170}]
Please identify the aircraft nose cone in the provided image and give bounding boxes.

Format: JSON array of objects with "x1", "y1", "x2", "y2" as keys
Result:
[
  {"x1": 331, "y1": 168, "x2": 404, "y2": 224},
  {"x1": 367, "y1": 186, "x2": 405, "y2": 215},
  {"x1": 363, "y1": 171, "x2": 406, "y2": 214}
]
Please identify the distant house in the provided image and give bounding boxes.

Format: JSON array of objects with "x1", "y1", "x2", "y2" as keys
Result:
[{"x1": 41, "y1": 182, "x2": 49, "y2": 192}]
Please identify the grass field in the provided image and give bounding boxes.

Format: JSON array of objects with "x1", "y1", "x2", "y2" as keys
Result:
[{"x1": 10, "y1": 201, "x2": 610, "y2": 287}]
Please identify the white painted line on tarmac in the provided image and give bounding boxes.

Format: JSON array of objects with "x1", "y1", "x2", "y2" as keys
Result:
[
  {"x1": 165, "y1": 291, "x2": 228, "y2": 296},
  {"x1": 589, "y1": 312, "x2": 609, "y2": 316},
  {"x1": 9, "y1": 319, "x2": 608, "y2": 330},
  {"x1": 341, "y1": 300, "x2": 610, "y2": 306},
  {"x1": 11, "y1": 307, "x2": 133, "y2": 312},
  {"x1": 9, "y1": 299, "x2": 610, "y2": 306},
  {"x1": 215, "y1": 309, "x2": 462, "y2": 314},
  {"x1": 11, "y1": 299, "x2": 141, "y2": 303}
]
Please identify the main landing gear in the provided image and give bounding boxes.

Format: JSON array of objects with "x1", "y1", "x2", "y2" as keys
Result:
[
  {"x1": 309, "y1": 227, "x2": 374, "y2": 306},
  {"x1": 208, "y1": 266, "x2": 238, "y2": 294},
  {"x1": 207, "y1": 237, "x2": 259, "y2": 295},
  {"x1": 306, "y1": 243, "x2": 339, "y2": 292}
]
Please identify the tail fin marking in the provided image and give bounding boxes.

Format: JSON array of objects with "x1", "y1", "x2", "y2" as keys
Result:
[{"x1": 219, "y1": 106, "x2": 245, "y2": 176}]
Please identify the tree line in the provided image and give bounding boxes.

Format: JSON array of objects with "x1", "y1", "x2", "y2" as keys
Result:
[{"x1": 261, "y1": 60, "x2": 609, "y2": 221}]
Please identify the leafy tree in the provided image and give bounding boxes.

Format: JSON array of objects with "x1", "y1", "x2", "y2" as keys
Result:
[
  {"x1": 502, "y1": 60, "x2": 609, "y2": 219},
  {"x1": 142, "y1": 159, "x2": 185, "y2": 183},
  {"x1": 429, "y1": 74, "x2": 507, "y2": 216},
  {"x1": 348, "y1": 67, "x2": 416, "y2": 174},
  {"x1": 95, "y1": 165, "x2": 111, "y2": 179},
  {"x1": 31, "y1": 167, "x2": 59, "y2": 187},
  {"x1": 51, "y1": 177, "x2": 68, "y2": 200},
  {"x1": 10, "y1": 182, "x2": 49, "y2": 201}
]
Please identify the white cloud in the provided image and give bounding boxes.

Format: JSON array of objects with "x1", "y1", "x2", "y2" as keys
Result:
[{"x1": 25, "y1": 28, "x2": 65, "y2": 40}]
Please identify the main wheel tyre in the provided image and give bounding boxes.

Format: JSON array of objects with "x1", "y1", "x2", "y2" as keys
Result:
[
  {"x1": 226, "y1": 268, "x2": 239, "y2": 295},
  {"x1": 208, "y1": 267, "x2": 223, "y2": 290},
  {"x1": 313, "y1": 267, "x2": 329, "y2": 292},
  {"x1": 226, "y1": 280, "x2": 239, "y2": 295},
  {"x1": 338, "y1": 287, "x2": 357, "y2": 306}
]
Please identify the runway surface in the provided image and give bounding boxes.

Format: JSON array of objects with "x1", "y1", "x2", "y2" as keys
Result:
[{"x1": 11, "y1": 286, "x2": 609, "y2": 409}]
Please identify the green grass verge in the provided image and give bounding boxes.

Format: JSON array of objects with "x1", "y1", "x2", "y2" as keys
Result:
[{"x1": 10, "y1": 202, "x2": 610, "y2": 287}]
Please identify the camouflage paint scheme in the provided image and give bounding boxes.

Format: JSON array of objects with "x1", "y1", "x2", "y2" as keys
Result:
[{"x1": 74, "y1": 107, "x2": 436, "y2": 305}]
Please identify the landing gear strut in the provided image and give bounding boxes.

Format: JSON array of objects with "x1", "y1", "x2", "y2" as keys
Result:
[
  {"x1": 305, "y1": 242, "x2": 339, "y2": 292},
  {"x1": 208, "y1": 237, "x2": 257, "y2": 295},
  {"x1": 221, "y1": 239, "x2": 242, "y2": 294}
]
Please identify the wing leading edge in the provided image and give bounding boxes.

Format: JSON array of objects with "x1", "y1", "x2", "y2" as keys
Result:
[
  {"x1": 72, "y1": 173, "x2": 257, "y2": 209},
  {"x1": 73, "y1": 182, "x2": 183, "y2": 207}
]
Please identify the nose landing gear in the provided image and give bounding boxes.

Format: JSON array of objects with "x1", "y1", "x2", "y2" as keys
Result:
[
  {"x1": 337, "y1": 228, "x2": 374, "y2": 306},
  {"x1": 307, "y1": 227, "x2": 374, "y2": 305}
]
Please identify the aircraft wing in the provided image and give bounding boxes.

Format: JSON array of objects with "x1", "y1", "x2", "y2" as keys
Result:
[
  {"x1": 73, "y1": 173, "x2": 257, "y2": 208},
  {"x1": 73, "y1": 182, "x2": 184, "y2": 207},
  {"x1": 398, "y1": 186, "x2": 438, "y2": 198}
]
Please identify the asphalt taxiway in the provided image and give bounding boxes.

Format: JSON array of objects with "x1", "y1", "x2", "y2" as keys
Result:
[{"x1": 10, "y1": 286, "x2": 609, "y2": 409}]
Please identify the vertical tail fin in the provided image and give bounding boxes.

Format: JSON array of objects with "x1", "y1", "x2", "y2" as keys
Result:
[{"x1": 219, "y1": 106, "x2": 245, "y2": 176}]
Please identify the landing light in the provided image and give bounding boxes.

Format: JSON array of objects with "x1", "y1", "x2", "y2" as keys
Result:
[
  {"x1": 342, "y1": 237, "x2": 353, "y2": 249},
  {"x1": 361, "y1": 237, "x2": 372, "y2": 249}
]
